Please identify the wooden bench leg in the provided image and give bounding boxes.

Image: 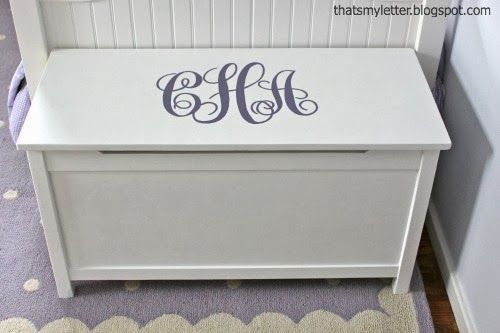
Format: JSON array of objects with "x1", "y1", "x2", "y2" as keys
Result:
[
  {"x1": 393, "y1": 274, "x2": 411, "y2": 294},
  {"x1": 392, "y1": 150, "x2": 439, "y2": 294},
  {"x1": 28, "y1": 151, "x2": 74, "y2": 298},
  {"x1": 55, "y1": 280, "x2": 74, "y2": 298}
]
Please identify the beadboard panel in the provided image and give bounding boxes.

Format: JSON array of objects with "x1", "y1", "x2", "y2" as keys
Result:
[{"x1": 40, "y1": 0, "x2": 422, "y2": 51}]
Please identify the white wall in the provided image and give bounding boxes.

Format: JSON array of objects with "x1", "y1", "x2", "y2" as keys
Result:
[{"x1": 432, "y1": 0, "x2": 500, "y2": 331}]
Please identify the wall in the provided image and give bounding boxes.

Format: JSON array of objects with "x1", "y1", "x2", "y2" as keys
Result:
[{"x1": 431, "y1": 0, "x2": 500, "y2": 331}]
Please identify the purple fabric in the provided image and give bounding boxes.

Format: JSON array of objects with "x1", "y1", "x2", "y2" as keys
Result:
[
  {"x1": 6, "y1": 62, "x2": 31, "y2": 141},
  {"x1": 7, "y1": 62, "x2": 25, "y2": 109}
]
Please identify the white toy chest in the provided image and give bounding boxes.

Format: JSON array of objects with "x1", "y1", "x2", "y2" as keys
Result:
[{"x1": 17, "y1": 48, "x2": 450, "y2": 298}]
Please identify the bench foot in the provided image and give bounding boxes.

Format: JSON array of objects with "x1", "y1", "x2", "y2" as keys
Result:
[
  {"x1": 56, "y1": 280, "x2": 74, "y2": 298},
  {"x1": 392, "y1": 276, "x2": 410, "y2": 294}
]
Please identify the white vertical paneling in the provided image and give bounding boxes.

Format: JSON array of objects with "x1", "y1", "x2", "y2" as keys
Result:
[
  {"x1": 329, "y1": 0, "x2": 351, "y2": 47},
  {"x1": 111, "y1": 0, "x2": 134, "y2": 48},
  {"x1": 71, "y1": 2, "x2": 96, "y2": 48},
  {"x1": 213, "y1": 0, "x2": 232, "y2": 47},
  {"x1": 310, "y1": 0, "x2": 333, "y2": 47},
  {"x1": 252, "y1": 0, "x2": 272, "y2": 47},
  {"x1": 38, "y1": 0, "x2": 425, "y2": 52},
  {"x1": 405, "y1": 11, "x2": 419, "y2": 48},
  {"x1": 152, "y1": 0, "x2": 174, "y2": 48},
  {"x1": 41, "y1": 2, "x2": 76, "y2": 49},
  {"x1": 192, "y1": 0, "x2": 211, "y2": 47},
  {"x1": 92, "y1": 0, "x2": 115, "y2": 48},
  {"x1": 172, "y1": 0, "x2": 193, "y2": 47},
  {"x1": 387, "y1": 11, "x2": 410, "y2": 47},
  {"x1": 233, "y1": 0, "x2": 252, "y2": 47},
  {"x1": 131, "y1": 0, "x2": 154, "y2": 47},
  {"x1": 291, "y1": 0, "x2": 313, "y2": 47},
  {"x1": 384, "y1": 0, "x2": 422, "y2": 48},
  {"x1": 272, "y1": 0, "x2": 292, "y2": 47},
  {"x1": 348, "y1": 0, "x2": 371, "y2": 47},
  {"x1": 367, "y1": 0, "x2": 390, "y2": 47}
]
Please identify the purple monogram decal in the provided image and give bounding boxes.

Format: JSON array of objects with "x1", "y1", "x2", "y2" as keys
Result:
[{"x1": 156, "y1": 62, "x2": 318, "y2": 124}]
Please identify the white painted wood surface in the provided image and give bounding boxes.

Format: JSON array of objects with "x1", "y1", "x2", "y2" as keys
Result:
[
  {"x1": 32, "y1": 146, "x2": 445, "y2": 297},
  {"x1": 393, "y1": 150, "x2": 439, "y2": 293},
  {"x1": 26, "y1": 151, "x2": 74, "y2": 298},
  {"x1": 10, "y1": 0, "x2": 449, "y2": 95},
  {"x1": 17, "y1": 49, "x2": 450, "y2": 297},
  {"x1": 9, "y1": 0, "x2": 48, "y2": 98},
  {"x1": 70, "y1": 265, "x2": 400, "y2": 281},
  {"x1": 16, "y1": 49, "x2": 451, "y2": 151},
  {"x1": 44, "y1": 150, "x2": 422, "y2": 171},
  {"x1": 51, "y1": 164, "x2": 416, "y2": 270}
]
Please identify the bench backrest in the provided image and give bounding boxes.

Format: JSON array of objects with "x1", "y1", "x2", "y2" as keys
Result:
[{"x1": 10, "y1": 0, "x2": 449, "y2": 96}]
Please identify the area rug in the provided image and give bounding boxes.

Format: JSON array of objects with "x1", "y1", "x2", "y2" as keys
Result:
[{"x1": 0, "y1": 1, "x2": 434, "y2": 332}]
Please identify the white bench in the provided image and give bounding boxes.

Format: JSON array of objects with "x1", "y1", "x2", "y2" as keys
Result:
[{"x1": 17, "y1": 48, "x2": 450, "y2": 298}]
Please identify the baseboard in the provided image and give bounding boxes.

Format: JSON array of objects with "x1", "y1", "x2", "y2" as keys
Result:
[{"x1": 427, "y1": 200, "x2": 477, "y2": 333}]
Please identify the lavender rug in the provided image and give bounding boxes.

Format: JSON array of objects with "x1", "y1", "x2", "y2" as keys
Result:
[{"x1": 0, "y1": 1, "x2": 434, "y2": 331}]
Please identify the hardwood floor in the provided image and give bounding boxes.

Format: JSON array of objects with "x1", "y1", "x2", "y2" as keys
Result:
[{"x1": 417, "y1": 220, "x2": 459, "y2": 332}]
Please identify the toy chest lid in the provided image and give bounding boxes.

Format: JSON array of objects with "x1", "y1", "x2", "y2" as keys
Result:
[{"x1": 17, "y1": 48, "x2": 451, "y2": 151}]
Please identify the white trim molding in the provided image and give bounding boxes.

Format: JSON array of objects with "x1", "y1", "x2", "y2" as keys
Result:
[{"x1": 427, "y1": 200, "x2": 478, "y2": 333}]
